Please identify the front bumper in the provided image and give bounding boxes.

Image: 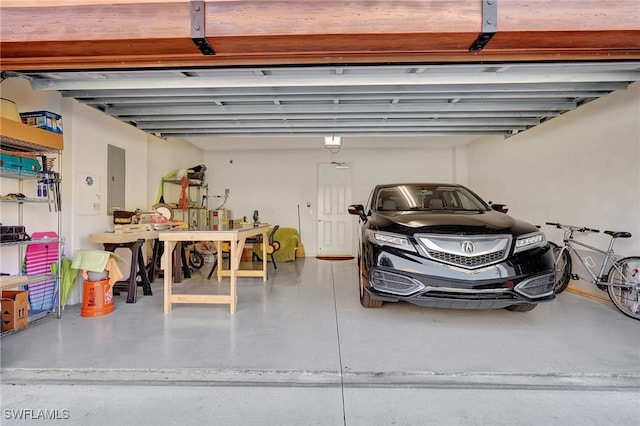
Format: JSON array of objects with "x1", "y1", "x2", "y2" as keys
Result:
[{"x1": 364, "y1": 244, "x2": 555, "y2": 309}]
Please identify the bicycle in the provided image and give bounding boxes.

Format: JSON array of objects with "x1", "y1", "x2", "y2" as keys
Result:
[
  {"x1": 546, "y1": 222, "x2": 640, "y2": 320},
  {"x1": 185, "y1": 241, "x2": 205, "y2": 270},
  {"x1": 147, "y1": 241, "x2": 206, "y2": 275}
]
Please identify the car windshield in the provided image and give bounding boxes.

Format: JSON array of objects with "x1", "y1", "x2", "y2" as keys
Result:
[{"x1": 375, "y1": 184, "x2": 488, "y2": 212}]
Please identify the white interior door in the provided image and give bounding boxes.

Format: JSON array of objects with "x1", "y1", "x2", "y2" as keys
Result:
[{"x1": 317, "y1": 163, "x2": 352, "y2": 256}]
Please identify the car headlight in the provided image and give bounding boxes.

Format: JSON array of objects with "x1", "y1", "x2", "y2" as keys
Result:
[
  {"x1": 366, "y1": 230, "x2": 417, "y2": 252},
  {"x1": 514, "y1": 232, "x2": 546, "y2": 254}
]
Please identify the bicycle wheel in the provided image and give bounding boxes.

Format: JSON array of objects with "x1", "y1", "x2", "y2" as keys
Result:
[
  {"x1": 552, "y1": 245, "x2": 572, "y2": 294},
  {"x1": 607, "y1": 256, "x2": 640, "y2": 320},
  {"x1": 189, "y1": 251, "x2": 205, "y2": 270}
]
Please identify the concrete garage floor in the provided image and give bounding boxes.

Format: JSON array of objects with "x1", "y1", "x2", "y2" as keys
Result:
[{"x1": 1, "y1": 258, "x2": 639, "y2": 426}]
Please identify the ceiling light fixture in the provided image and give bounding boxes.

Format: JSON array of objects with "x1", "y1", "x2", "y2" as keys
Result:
[{"x1": 324, "y1": 135, "x2": 342, "y2": 154}]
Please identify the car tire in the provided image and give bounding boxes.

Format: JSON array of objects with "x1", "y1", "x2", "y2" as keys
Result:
[
  {"x1": 359, "y1": 258, "x2": 383, "y2": 308},
  {"x1": 504, "y1": 303, "x2": 537, "y2": 312}
]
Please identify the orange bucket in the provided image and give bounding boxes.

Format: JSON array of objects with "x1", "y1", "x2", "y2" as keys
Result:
[{"x1": 80, "y1": 278, "x2": 114, "y2": 317}]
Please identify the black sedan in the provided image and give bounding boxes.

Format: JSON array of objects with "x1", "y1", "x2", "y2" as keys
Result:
[{"x1": 348, "y1": 183, "x2": 555, "y2": 312}]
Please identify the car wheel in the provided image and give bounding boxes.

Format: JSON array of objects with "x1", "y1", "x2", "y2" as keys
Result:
[
  {"x1": 505, "y1": 303, "x2": 537, "y2": 312},
  {"x1": 359, "y1": 258, "x2": 382, "y2": 308}
]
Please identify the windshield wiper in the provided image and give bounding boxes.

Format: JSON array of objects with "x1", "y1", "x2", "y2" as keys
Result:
[{"x1": 431, "y1": 206, "x2": 484, "y2": 212}]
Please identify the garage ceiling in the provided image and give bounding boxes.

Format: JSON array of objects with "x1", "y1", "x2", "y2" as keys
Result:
[
  {"x1": 13, "y1": 62, "x2": 640, "y2": 141},
  {"x1": 2, "y1": 1, "x2": 640, "y2": 149}
]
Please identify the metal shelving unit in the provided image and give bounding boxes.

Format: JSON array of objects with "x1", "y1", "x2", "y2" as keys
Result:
[
  {"x1": 162, "y1": 178, "x2": 209, "y2": 230},
  {"x1": 0, "y1": 117, "x2": 64, "y2": 335}
]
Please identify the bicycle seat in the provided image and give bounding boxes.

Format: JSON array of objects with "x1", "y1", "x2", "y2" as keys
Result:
[{"x1": 604, "y1": 230, "x2": 632, "y2": 239}]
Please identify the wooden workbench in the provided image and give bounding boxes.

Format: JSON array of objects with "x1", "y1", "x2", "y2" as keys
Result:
[
  {"x1": 158, "y1": 224, "x2": 269, "y2": 314},
  {"x1": 89, "y1": 230, "x2": 158, "y2": 245}
]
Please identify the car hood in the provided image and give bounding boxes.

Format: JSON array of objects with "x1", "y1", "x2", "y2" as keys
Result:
[{"x1": 370, "y1": 210, "x2": 537, "y2": 236}]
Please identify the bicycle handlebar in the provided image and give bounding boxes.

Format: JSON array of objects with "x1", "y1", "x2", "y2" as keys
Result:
[{"x1": 545, "y1": 222, "x2": 600, "y2": 233}]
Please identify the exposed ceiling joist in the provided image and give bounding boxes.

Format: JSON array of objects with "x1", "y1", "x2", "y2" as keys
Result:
[{"x1": 13, "y1": 62, "x2": 637, "y2": 140}]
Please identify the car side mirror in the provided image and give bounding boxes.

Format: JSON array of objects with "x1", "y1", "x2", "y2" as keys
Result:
[
  {"x1": 348, "y1": 204, "x2": 368, "y2": 221},
  {"x1": 489, "y1": 202, "x2": 509, "y2": 214}
]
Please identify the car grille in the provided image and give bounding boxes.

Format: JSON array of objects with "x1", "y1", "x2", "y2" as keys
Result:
[
  {"x1": 427, "y1": 249, "x2": 507, "y2": 268},
  {"x1": 417, "y1": 290, "x2": 514, "y2": 301},
  {"x1": 416, "y1": 234, "x2": 511, "y2": 269}
]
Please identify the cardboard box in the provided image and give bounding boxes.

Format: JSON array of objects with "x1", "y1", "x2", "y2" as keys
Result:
[
  {"x1": 1, "y1": 290, "x2": 29, "y2": 331},
  {"x1": 20, "y1": 111, "x2": 63, "y2": 134}
]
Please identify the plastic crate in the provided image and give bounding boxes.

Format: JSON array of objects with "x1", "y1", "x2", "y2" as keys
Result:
[{"x1": 20, "y1": 111, "x2": 63, "y2": 134}]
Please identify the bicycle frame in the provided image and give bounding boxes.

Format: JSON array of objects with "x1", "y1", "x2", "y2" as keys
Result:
[
  {"x1": 549, "y1": 221, "x2": 640, "y2": 320},
  {"x1": 559, "y1": 230, "x2": 620, "y2": 286}
]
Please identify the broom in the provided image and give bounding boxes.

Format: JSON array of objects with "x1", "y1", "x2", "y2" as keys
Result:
[{"x1": 296, "y1": 204, "x2": 306, "y2": 258}]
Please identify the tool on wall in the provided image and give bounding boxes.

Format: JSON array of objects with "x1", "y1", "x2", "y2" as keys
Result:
[{"x1": 38, "y1": 155, "x2": 61, "y2": 212}]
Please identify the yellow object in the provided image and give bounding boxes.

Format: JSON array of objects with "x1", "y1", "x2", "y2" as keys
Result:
[
  {"x1": 252, "y1": 227, "x2": 300, "y2": 262},
  {"x1": 260, "y1": 243, "x2": 275, "y2": 255},
  {"x1": 296, "y1": 241, "x2": 306, "y2": 258},
  {"x1": 0, "y1": 98, "x2": 20, "y2": 121}
]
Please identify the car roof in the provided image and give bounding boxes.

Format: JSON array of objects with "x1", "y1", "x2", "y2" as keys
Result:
[{"x1": 374, "y1": 183, "x2": 465, "y2": 189}]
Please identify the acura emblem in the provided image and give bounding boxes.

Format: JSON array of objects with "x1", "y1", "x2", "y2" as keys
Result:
[{"x1": 461, "y1": 241, "x2": 475, "y2": 253}]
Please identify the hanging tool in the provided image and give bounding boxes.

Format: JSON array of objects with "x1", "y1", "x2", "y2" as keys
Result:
[
  {"x1": 45, "y1": 171, "x2": 51, "y2": 212},
  {"x1": 54, "y1": 172, "x2": 61, "y2": 211},
  {"x1": 39, "y1": 173, "x2": 51, "y2": 212},
  {"x1": 48, "y1": 171, "x2": 56, "y2": 212},
  {"x1": 38, "y1": 155, "x2": 52, "y2": 212}
]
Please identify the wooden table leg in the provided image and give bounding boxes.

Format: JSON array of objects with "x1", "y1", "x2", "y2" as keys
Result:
[
  {"x1": 173, "y1": 241, "x2": 183, "y2": 283},
  {"x1": 180, "y1": 242, "x2": 190, "y2": 279},
  {"x1": 148, "y1": 238, "x2": 160, "y2": 281},
  {"x1": 103, "y1": 240, "x2": 143, "y2": 303},
  {"x1": 216, "y1": 240, "x2": 225, "y2": 282},
  {"x1": 262, "y1": 229, "x2": 268, "y2": 281},
  {"x1": 163, "y1": 241, "x2": 175, "y2": 313},
  {"x1": 229, "y1": 239, "x2": 237, "y2": 314},
  {"x1": 137, "y1": 243, "x2": 152, "y2": 296}
]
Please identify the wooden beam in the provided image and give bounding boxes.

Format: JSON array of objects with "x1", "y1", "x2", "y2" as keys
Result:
[{"x1": 1, "y1": 1, "x2": 639, "y2": 71}]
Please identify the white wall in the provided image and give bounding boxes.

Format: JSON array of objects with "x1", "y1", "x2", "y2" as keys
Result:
[
  {"x1": 1, "y1": 77, "x2": 204, "y2": 304},
  {"x1": 67, "y1": 98, "x2": 149, "y2": 246},
  {"x1": 203, "y1": 144, "x2": 469, "y2": 256},
  {"x1": 468, "y1": 82, "x2": 640, "y2": 257}
]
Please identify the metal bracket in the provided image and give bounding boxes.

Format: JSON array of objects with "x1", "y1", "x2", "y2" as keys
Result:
[
  {"x1": 190, "y1": 1, "x2": 215, "y2": 55},
  {"x1": 469, "y1": 0, "x2": 497, "y2": 52}
]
